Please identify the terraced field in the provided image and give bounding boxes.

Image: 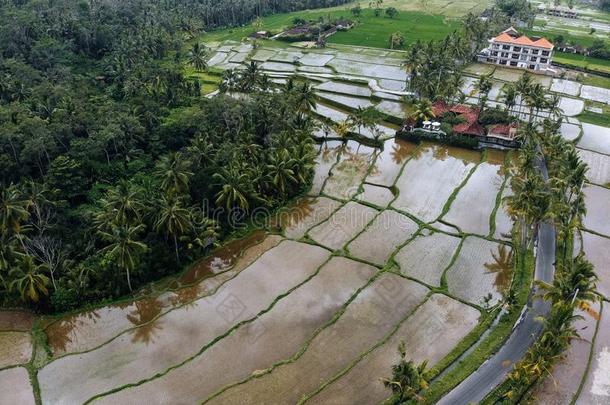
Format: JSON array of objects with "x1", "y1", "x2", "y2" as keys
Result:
[
  {"x1": 0, "y1": 127, "x2": 522, "y2": 404},
  {"x1": 3, "y1": 39, "x2": 610, "y2": 405}
]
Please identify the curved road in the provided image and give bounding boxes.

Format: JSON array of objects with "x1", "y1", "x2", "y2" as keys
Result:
[{"x1": 438, "y1": 158, "x2": 556, "y2": 405}]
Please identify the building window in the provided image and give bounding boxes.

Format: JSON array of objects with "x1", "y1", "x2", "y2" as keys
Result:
[
  {"x1": 502, "y1": 45, "x2": 510, "y2": 50},
  {"x1": 522, "y1": 49, "x2": 529, "y2": 54},
  {"x1": 542, "y1": 51, "x2": 549, "y2": 56},
  {"x1": 510, "y1": 61, "x2": 518, "y2": 66},
  {"x1": 501, "y1": 60, "x2": 507, "y2": 65},
  {"x1": 530, "y1": 56, "x2": 537, "y2": 62},
  {"x1": 492, "y1": 51, "x2": 498, "y2": 56},
  {"x1": 532, "y1": 49, "x2": 539, "y2": 55},
  {"x1": 540, "y1": 58, "x2": 548, "y2": 63},
  {"x1": 529, "y1": 64, "x2": 536, "y2": 69},
  {"x1": 513, "y1": 47, "x2": 521, "y2": 52},
  {"x1": 502, "y1": 52, "x2": 509, "y2": 58},
  {"x1": 512, "y1": 54, "x2": 519, "y2": 59},
  {"x1": 520, "y1": 55, "x2": 527, "y2": 61}
]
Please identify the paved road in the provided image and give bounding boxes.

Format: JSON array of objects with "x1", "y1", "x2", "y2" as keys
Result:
[{"x1": 438, "y1": 157, "x2": 556, "y2": 405}]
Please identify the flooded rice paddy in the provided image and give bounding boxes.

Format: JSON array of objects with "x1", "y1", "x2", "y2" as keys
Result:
[
  {"x1": 3, "y1": 135, "x2": 523, "y2": 404},
  {"x1": 8, "y1": 41, "x2": 610, "y2": 404},
  {"x1": 0, "y1": 117, "x2": 531, "y2": 404}
]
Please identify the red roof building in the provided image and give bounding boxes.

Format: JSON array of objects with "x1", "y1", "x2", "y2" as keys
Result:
[{"x1": 432, "y1": 101, "x2": 485, "y2": 137}]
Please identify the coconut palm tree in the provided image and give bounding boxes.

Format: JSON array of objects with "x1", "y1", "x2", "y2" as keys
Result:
[
  {"x1": 9, "y1": 255, "x2": 50, "y2": 303},
  {"x1": 474, "y1": 73, "x2": 493, "y2": 108},
  {"x1": 539, "y1": 253, "x2": 598, "y2": 309},
  {"x1": 294, "y1": 82, "x2": 317, "y2": 115},
  {"x1": 0, "y1": 184, "x2": 29, "y2": 237},
  {"x1": 96, "y1": 181, "x2": 145, "y2": 227},
  {"x1": 546, "y1": 94, "x2": 563, "y2": 118},
  {"x1": 501, "y1": 84, "x2": 518, "y2": 116},
  {"x1": 410, "y1": 98, "x2": 435, "y2": 124},
  {"x1": 154, "y1": 196, "x2": 193, "y2": 263},
  {"x1": 219, "y1": 69, "x2": 240, "y2": 94},
  {"x1": 266, "y1": 148, "x2": 298, "y2": 197},
  {"x1": 334, "y1": 120, "x2": 352, "y2": 141},
  {"x1": 187, "y1": 43, "x2": 209, "y2": 72},
  {"x1": 524, "y1": 83, "x2": 547, "y2": 123},
  {"x1": 383, "y1": 341, "x2": 429, "y2": 402},
  {"x1": 213, "y1": 166, "x2": 253, "y2": 211},
  {"x1": 515, "y1": 72, "x2": 534, "y2": 118},
  {"x1": 154, "y1": 152, "x2": 193, "y2": 196},
  {"x1": 98, "y1": 223, "x2": 147, "y2": 292}
]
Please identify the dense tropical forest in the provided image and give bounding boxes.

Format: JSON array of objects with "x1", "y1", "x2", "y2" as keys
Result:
[{"x1": 0, "y1": 0, "x2": 347, "y2": 312}]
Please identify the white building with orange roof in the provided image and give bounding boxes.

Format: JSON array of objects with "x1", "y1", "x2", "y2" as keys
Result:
[{"x1": 478, "y1": 27, "x2": 555, "y2": 74}]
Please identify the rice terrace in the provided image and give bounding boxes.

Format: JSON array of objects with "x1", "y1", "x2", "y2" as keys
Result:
[{"x1": 1, "y1": 0, "x2": 610, "y2": 404}]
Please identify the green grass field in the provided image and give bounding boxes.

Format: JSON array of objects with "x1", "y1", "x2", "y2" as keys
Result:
[
  {"x1": 329, "y1": 9, "x2": 461, "y2": 48},
  {"x1": 578, "y1": 73, "x2": 610, "y2": 89},
  {"x1": 202, "y1": 2, "x2": 471, "y2": 49},
  {"x1": 578, "y1": 110, "x2": 610, "y2": 127},
  {"x1": 553, "y1": 52, "x2": 610, "y2": 75}
]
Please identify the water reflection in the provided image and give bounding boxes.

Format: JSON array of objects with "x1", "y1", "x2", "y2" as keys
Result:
[
  {"x1": 177, "y1": 231, "x2": 267, "y2": 285},
  {"x1": 484, "y1": 244, "x2": 514, "y2": 292}
]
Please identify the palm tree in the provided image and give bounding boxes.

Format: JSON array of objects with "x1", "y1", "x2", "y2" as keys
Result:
[
  {"x1": 501, "y1": 84, "x2": 518, "y2": 116},
  {"x1": 241, "y1": 61, "x2": 261, "y2": 92},
  {"x1": 524, "y1": 83, "x2": 547, "y2": 123},
  {"x1": 266, "y1": 149, "x2": 298, "y2": 198},
  {"x1": 333, "y1": 120, "x2": 352, "y2": 141},
  {"x1": 539, "y1": 253, "x2": 598, "y2": 309},
  {"x1": 154, "y1": 196, "x2": 193, "y2": 263},
  {"x1": 546, "y1": 94, "x2": 563, "y2": 118},
  {"x1": 213, "y1": 166, "x2": 254, "y2": 211},
  {"x1": 410, "y1": 98, "x2": 435, "y2": 123},
  {"x1": 219, "y1": 69, "x2": 240, "y2": 94},
  {"x1": 98, "y1": 224, "x2": 147, "y2": 292},
  {"x1": 9, "y1": 255, "x2": 50, "y2": 303},
  {"x1": 154, "y1": 152, "x2": 193, "y2": 196},
  {"x1": 0, "y1": 184, "x2": 29, "y2": 237},
  {"x1": 474, "y1": 73, "x2": 493, "y2": 108},
  {"x1": 382, "y1": 341, "x2": 428, "y2": 402},
  {"x1": 187, "y1": 43, "x2": 209, "y2": 72},
  {"x1": 96, "y1": 181, "x2": 145, "y2": 227},
  {"x1": 515, "y1": 72, "x2": 534, "y2": 118},
  {"x1": 294, "y1": 82, "x2": 317, "y2": 114}
]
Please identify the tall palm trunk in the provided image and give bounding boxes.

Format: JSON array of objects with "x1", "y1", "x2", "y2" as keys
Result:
[
  {"x1": 126, "y1": 267, "x2": 133, "y2": 292},
  {"x1": 174, "y1": 234, "x2": 180, "y2": 263}
]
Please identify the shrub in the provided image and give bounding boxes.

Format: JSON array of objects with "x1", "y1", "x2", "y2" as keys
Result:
[
  {"x1": 479, "y1": 107, "x2": 511, "y2": 125},
  {"x1": 440, "y1": 122, "x2": 454, "y2": 136},
  {"x1": 51, "y1": 287, "x2": 81, "y2": 312}
]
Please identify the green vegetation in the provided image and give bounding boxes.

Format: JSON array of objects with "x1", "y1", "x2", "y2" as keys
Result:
[
  {"x1": 202, "y1": 8, "x2": 461, "y2": 49},
  {"x1": 578, "y1": 110, "x2": 610, "y2": 127},
  {"x1": 384, "y1": 341, "x2": 430, "y2": 403},
  {"x1": 577, "y1": 73, "x2": 610, "y2": 89},
  {"x1": 553, "y1": 52, "x2": 610, "y2": 75},
  {"x1": 330, "y1": 9, "x2": 461, "y2": 48},
  {"x1": 0, "y1": 0, "x2": 338, "y2": 313},
  {"x1": 481, "y1": 101, "x2": 598, "y2": 403}
]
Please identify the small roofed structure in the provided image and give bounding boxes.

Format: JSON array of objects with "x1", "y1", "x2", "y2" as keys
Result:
[
  {"x1": 335, "y1": 19, "x2": 354, "y2": 30},
  {"x1": 488, "y1": 123, "x2": 519, "y2": 141},
  {"x1": 432, "y1": 101, "x2": 485, "y2": 137},
  {"x1": 427, "y1": 101, "x2": 519, "y2": 147},
  {"x1": 249, "y1": 31, "x2": 270, "y2": 39}
]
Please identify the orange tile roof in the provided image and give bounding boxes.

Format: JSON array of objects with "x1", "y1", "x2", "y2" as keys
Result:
[
  {"x1": 492, "y1": 32, "x2": 553, "y2": 49},
  {"x1": 533, "y1": 37, "x2": 554, "y2": 49}
]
